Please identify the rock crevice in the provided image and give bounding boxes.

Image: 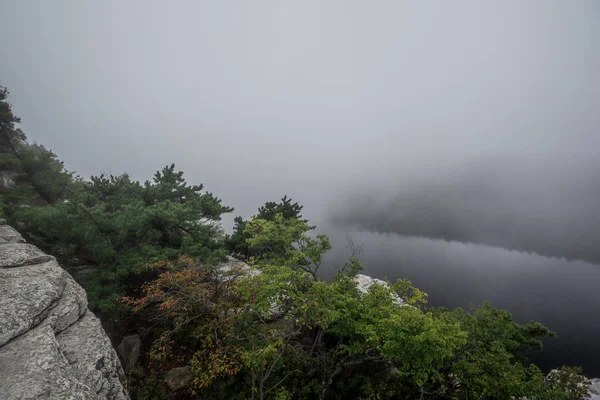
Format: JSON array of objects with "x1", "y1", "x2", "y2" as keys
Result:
[{"x1": 0, "y1": 222, "x2": 129, "y2": 400}]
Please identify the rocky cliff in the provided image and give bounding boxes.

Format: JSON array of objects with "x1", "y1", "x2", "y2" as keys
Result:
[{"x1": 0, "y1": 221, "x2": 129, "y2": 400}]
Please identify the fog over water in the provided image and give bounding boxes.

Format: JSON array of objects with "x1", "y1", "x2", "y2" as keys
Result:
[
  {"x1": 331, "y1": 156, "x2": 600, "y2": 265},
  {"x1": 325, "y1": 155, "x2": 600, "y2": 375},
  {"x1": 1, "y1": 1, "x2": 599, "y2": 376}
]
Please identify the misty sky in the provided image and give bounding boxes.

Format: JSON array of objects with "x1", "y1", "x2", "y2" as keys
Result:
[
  {"x1": 1, "y1": 1, "x2": 599, "y2": 227},
  {"x1": 2, "y1": 1, "x2": 600, "y2": 374}
]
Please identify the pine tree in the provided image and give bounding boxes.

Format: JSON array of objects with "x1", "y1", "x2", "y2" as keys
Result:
[
  {"x1": 0, "y1": 86, "x2": 72, "y2": 212},
  {"x1": 227, "y1": 195, "x2": 312, "y2": 259},
  {"x1": 257, "y1": 195, "x2": 308, "y2": 222}
]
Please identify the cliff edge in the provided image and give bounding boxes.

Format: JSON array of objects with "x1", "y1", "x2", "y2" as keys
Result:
[{"x1": 0, "y1": 221, "x2": 129, "y2": 400}]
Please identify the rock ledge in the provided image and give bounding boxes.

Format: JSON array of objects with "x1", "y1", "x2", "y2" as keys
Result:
[{"x1": 0, "y1": 222, "x2": 129, "y2": 400}]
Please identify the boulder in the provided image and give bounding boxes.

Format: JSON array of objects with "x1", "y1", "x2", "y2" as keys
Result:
[
  {"x1": 0, "y1": 242, "x2": 53, "y2": 267},
  {"x1": 590, "y1": 378, "x2": 600, "y2": 400},
  {"x1": 165, "y1": 366, "x2": 192, "y2": 391},
  {"x1": 0, "y1": 224, "x2": 25, "y2": 244},
  {"x1": 217, "y1": 256, "x2": 259, "y2": 277},
  {"x1": 0, "y1": 322, "x2": 98, "y2": 399},
  {"x1": 118, "y1": 334, "x2": 142, "y2": 373},
  {"x1": 354, "y1": 274, "x2": 407, "y2": 306},
  {"x1": 0, "y1": 221, "x2": 129, "y2": 399},
  {"x1": 58, "y1": 313, "x2": 129, "y2": 400}
]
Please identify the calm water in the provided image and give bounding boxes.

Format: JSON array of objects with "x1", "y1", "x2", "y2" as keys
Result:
[{"x1": 321, "y1": 226, "x2": 600, "y2": 377}]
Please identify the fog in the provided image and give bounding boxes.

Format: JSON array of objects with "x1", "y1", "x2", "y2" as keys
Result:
[
  {"x1": 1, "y1": 1, "x2": 599, "y2": 375},
  {"x1": 331, "y1": 156, "x2": 600, "y2": 264}
]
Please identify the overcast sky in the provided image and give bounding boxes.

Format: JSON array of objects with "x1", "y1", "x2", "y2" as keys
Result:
[
  {"x1": 2, "y1": 1, "x2": 600, "y2": 373},
  {"x1": 1, "y1": 1, "x2": 599, "y2": 228}
]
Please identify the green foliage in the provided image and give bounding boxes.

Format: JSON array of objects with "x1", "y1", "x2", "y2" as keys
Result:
[
  {"x1": 16, "y1": 164, "x2": 233, "y2": 313},
  {"x1": 426, "y1": 303, "x2": 559, "y2": 399},
  {"x1": 227, "y1": 196, "x2": 310, "y2": 259},
  {"x1": 125, "y1": 211, "x2": 579, "y2": 399},
  {"x1": 257, "y1": 196, "x2": 309, "y2": 223},
  {"x1": 0, "y1": 87, "x2": 72, "y2": 211},
  {"x1": 227, "y1": 216, "x2": 250, "y2": 258},
  {"x1": 0, "y1": 84, "x2": 234, "y2": 321},
  {"x1": 0, "y1": 86, "x2": 21, "y2": 129},
  {"x1": 244, "y1": 213, "x2": 331, "y2": 278}
]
